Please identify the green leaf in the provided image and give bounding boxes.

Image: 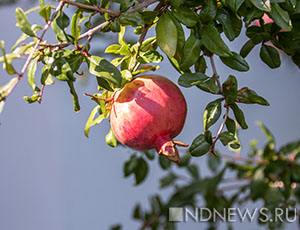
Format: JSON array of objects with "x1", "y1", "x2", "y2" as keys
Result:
[
  {"x1": 208, "y1": 154, "x2": 221, "y2": 173},
  {"x1": 105, "y1": 44, "x2": 121, "y2": 54},
  {"x1": 256, "y1": 121, "x2": 274, "y2": 143},
  {"x1": 225, "y1": 0, "x2": 245, "y2": 13},
  {"x1": 71, "y1": 10, "x2": 82, "y2": 45},
  {"x1": 41, "y1": 67, "x2": 55, "y2": 85},
  {"x1": 177, "y1": 153, "x2": 191, "y2": 167},
  {"x1": 197, "y1": 75, "x2": 221, "y2": 94},
  {"x1": 219, "y1": 131, "x2": 236, "y2": 145},
  {"x1": 119, "y1": 12, "x2": 144, "y2": 27},
  {"x1": 84, "y1": 105, "x2": 105, "y2": 137},
  {"x1": 49, "y1": 57, "x2": 75, "y2": 81},
  {"x1": 39, "y1": 4, "x2": 51, "y2": 22},
  {"x1": 220, "y1": 52, "x2": 250, "y2": 72},
  {"x1": 180, "y1": 33, "x2": 202, "y2": 70},
  {"x1": 111, "y1": 18, "x2": 120, "y2": 32},
  {"x1": 0, "y1": 100, "x2": 5, "y2": 116},
  {"x1": 189, "y1": 134, "x2": 211, "y2": 157},
  {"x1": 203, "y1": 98, "x2": 223, "y2": 131},
  {"x1": 250, "y1": 169, "x2": 267, "y2": 200},
  {"x1": 199, "y1": 0, "x2": 218, "y2": 23},
  {"x1": 124, "y1": 155, "x2": 138, "y2": 177},
  {"x1": 231, "y1": 103, "x2": 248, "y2": 129},
  {"x1": 88, "y1": 55, "x2": 123, "y2": 87},
  {"x1": 134, "y1": 157, "x2": 148, "y2": 185},
  {"x1": 144, "y1": 149, "x2": 156, "y2": 161},
  {"x1": 110, "y1": 225, "x2": 122, "y2": 230},
  {"x1": 225, "y1": 117, "x2": 236, "y2": 134},
  {"x1": 51, "y1": 11, "x2": 71, "y2": 42},
  {"x1": 216, "y1": 8, "x2": 236, "y2": 41},
  {"x1": 260, "y1": 44, "x2": 281, "y2": 68},
  {"x1": 237, "y1": 87, "x2": 270, "y2": 105},
  {"x1": 105, "y1": 128, "x2": 117, "y2": 147},
  {"x1": 67, "y1": 81, "x2": 80, "y2": 112},
  {"x1": 40, "y1": 0, "x2": 45, "y2": 7},
  {"x1": 178, "y1": 72, "x2": 209, "y2": 88},
  {"x1": 225, "y1": 117, "x2": 241, "y2": 150},
  {"x1": 222, "y1": 75, "x2": 238, "y2": 106},
  {"x1": 169, "y1": 12, "x2": 185, "y2": 63},
  {"x1": 172, "y1": 7, "x2": 199, "y2": 27},
  {"x1": 12, "y1": 33, "x2": 29, "y2": 51},
  {"x1": 156, "y1": 11, "x2": 178, "y2": 58},
  {"x1": 160, "y1": 172, "x2": 177, "y2": 188},
  {"x1": 140, "y1": 37, "x2": 156, "y2": 52},
  {"x1": 0, "y1": 77, "x2": 18, "y2": 101},
  {"x1": 240, "y1": 40, "x2": 256, "y2": 58},
  {"x1": 250, "y1": 0, "x2": 271, "y2": 11},
  {"x1": 139, "y1": 11, "x2": 158, "y2": 25},
  {"x1": 15, "y1": 8, "x2": 35, "y2": 37},
  {"x1": 133, "y1": 204, "x2": 142, "y2": 219},
  {"x1": 23, "y1": 91, "x2": 39, "y2": 104},
  {"x1": 269, "y1": 3, "x2": 292, "y2": 31},
  {"x1": 137, "y1": 50, "x2": 163, "y2": 64},
  {"x1": 159, "y1": 155, "x2": 172, "y2": 170},
  {"x1": 27, "y1": 58, "x2": 39, "y2": 91},
  {"x1": 0, "y1": 41, "x2": 16, "y2": 75},
  {"x1": 187, "y1": 164, "x2": 200, "y2": 180},
  {"x1": 201, "y1": 25, "x2": 232, "y2": 57},
  {"x1": 195, "y1": 55, "x2": 207, "y2": 73}
]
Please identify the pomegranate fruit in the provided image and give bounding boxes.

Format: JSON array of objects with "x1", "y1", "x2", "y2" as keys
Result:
[
  {"x1": 110, "y1": 74, "x2": 188, "y2": 163},
  {"x1": 253, "y1": 14, "x2": 274, "y2": 27}
]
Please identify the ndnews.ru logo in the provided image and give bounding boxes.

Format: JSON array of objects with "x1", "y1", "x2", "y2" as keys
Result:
[{"x1": 169, "y1": 207, "x2": 297, "y2": 223}]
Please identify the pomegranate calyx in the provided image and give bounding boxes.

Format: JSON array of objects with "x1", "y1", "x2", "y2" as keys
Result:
[{"x1": 156, "y1": 138, "x2": 188, "y2": 163}]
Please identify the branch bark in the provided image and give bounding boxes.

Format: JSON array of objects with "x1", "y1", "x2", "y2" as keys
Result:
[{"x1": 58, "y1": 0, "x2": 120, "y2": 16}]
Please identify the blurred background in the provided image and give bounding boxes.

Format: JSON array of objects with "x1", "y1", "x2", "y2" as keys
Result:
[{"x1": 0, "y1": 0, "x2": 299, "y2": 229}]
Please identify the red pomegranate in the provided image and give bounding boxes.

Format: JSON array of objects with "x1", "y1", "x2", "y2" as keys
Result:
[
  {"x1": 253, "y1": 14, "x2": 274, "y2": 27},
  {"x1": 110, "y1": 74, "x2": 188, "y2": 163}
]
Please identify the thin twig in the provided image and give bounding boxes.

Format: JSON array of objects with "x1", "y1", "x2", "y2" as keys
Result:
[
  {"x1": 127, "y1": 0, "x2": 159, "y2": 13},
  {"x1": 210, "y1": 106, "x2": 230, "y2": 153},
  {"x1": 218, "y1": 183, "x2": 247, "y2": 192},
  {"x1": 84, "y1": 93, "x2": 113, "y2": 102},
  {"x1": 140, "y1": 215, "x2": 159, "y2": 230},
  {"x1": 219, "y1": 153, "x2": 268, "y2": 165},
  {"x1": 137, "y1": 25, "x2": 150, "y2": 54},
  {"x1": 58, "y1": 0, "x2": 119, "y2": 16},
  {"x1": 220, "y1": 178, "x2": 251, "y2": 183},
  {"x1": 38, "y1": 0, "x2": 159, "y2": 51},
  {"x1": 37, "y1": 85, "x2": 45, "y2": 103},
  {"x1": 39, "y1": 42, "x2": 69, "y2": 48},
  {"x1": 80, "y1": 20, "x2": 109, "y2": 44},
  {"x1": 39, "y1": 20, "x2": 110, "y2": 50},
  {"x1": 209, "y1": 55, "x2": 222, "y2": 93}
]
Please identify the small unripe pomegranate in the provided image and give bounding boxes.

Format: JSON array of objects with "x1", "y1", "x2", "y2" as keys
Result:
[{"x1": 110, "y1": 74, "x2": 188, "y2": 163}]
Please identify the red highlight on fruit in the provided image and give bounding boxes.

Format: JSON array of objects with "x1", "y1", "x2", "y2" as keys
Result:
[{"x1": 110, "y1": 75, "x2": 188, "y2": 163}]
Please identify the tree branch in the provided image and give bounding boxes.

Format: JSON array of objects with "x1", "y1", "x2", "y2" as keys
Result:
[
  {"x1": 219, "y1": 153, "x2": 268, "y2": 165},
  {"x1": 58, "y1": 0, "x2": 120, "y2": 16},
  {"x1": 127, "y1": 0, "x2": 159, "y2": 13},
  {"x1": 210, "y1": 106, "x2": 230, "y2": 153},
  {"x1": 3, "y1": 1, "x2": 65, "y2": 100}
]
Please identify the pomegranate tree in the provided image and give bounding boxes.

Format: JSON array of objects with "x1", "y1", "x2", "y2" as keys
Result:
[{"x1": 110, "y1": 74, "x2": 188, "y2": 163}]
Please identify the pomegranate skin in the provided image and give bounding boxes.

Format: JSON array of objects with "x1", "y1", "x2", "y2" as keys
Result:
[{"x1": 110, "y1": 74, "x2": 187, "y2": 162}]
